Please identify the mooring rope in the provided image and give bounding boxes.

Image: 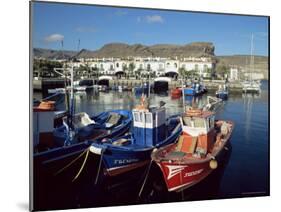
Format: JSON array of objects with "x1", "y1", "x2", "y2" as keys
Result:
[
  {"x1": 138, "y1": 159, "x2": 153, "y2": 197},
  {"x1": 72, "y1": 149, "x2": 90, "y2": 182},
  {"x1": 54, "y1": 149, "x2": 88, "y2": 176},
  {"x1": 94, "y1": 150, "x2": 104, "y2": 185}
]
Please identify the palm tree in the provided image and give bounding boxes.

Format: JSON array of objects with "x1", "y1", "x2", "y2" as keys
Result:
[
  {"x1": 216, "y1": 65, "x2": 230, "y2": 79},
  {"x1": 122, "y1": 64, "x2": 128, "y2": 79},
  {"x1": 128, "y1": 62, "x2": 135, "y2": 79},
  {"x1": 178, "y1": 67, "x2": 186, "y2": 80}
]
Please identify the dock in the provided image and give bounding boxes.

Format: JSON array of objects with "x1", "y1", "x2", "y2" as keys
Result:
[{"x1": 33, "y1": 78, "x2": 244, "y2": 94}]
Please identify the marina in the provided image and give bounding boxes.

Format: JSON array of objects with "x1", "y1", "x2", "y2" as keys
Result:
[
  {"x1": 30, "y1": 2, "x2": 269, "y2": 211},
  {"x1": 32, "y1": 79, "x2": 268, "y2": 210}
]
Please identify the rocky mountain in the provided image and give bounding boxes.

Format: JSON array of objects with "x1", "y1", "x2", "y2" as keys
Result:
[
  {"x1": 34, "y1": 42, "x2": 215, "y2": 59},
  {"x1": 33, "y1": 48, "x2": 77, "y2": 60}
]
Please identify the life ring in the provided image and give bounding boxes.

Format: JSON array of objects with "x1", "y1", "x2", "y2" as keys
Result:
[{"x1": 186, "y1": 108, "x2": 202, "y2": 116}]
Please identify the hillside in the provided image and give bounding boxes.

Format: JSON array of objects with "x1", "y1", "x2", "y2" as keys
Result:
[
  {"x1": 217, "y1": 55, "x2": 268, "y2": 79},
  {"x1": 34, "y1": 42, "x2": 215, "y2": 59},
  {"x1": 33, "y1": 48, "x2": 77, "y2": 60}
]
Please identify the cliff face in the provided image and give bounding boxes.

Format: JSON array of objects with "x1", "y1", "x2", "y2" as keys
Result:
[{"x1": 34, "y1": 42, "x2": 215, "y2": 59}]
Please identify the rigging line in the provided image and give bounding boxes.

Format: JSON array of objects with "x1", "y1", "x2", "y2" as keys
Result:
[
  {"x1": 54, "y1": 149, "x2": 87, "y2": 176},
  {"x1": 138, "y1": 159, "x2": 153, "y2": 198},
  {"x1": 94, "y1": 150, "x2": 104, "y2": 185},
  {"x1": 72, "y1": 149, "x2": 90, "y2": 182}
]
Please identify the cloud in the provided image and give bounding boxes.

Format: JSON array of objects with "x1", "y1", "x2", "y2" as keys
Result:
[
  {"x1": 115, "y1": 10, "x2": 128, "y2": 16},
  {"x1": 145, "y1": 15, "x2": 164, "y2": 23},
  {"x1": 75, "y1": 26, "x2": 98, "y2": 33},
  {"x1": 44, "y1": 33, "x2": 64, "y2": 42}
]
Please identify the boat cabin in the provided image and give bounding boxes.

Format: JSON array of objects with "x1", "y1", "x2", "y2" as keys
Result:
[
  {"x1": 177, "y1": 108, "x2": 216, "y2": 156},
  {"x1": 132, "y1": 96, "x2": 166, "y2": 147}
]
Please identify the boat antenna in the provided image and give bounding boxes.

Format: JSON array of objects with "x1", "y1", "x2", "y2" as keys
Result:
[
  {"x1": 181, "y1": 73, "x2": 185, "y2": 112},
  {"x1": 148, "y1": 64, "x2": 151, "y2": 106}
]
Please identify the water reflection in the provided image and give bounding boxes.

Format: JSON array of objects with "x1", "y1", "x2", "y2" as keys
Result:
[{"x1": 33, "y1": 80, "x2": 269, "y2": 210}]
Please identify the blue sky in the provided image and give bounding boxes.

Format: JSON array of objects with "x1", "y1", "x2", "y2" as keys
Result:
[{"x1": 32, "y1": 2, "x2": 269, "y2": 56}]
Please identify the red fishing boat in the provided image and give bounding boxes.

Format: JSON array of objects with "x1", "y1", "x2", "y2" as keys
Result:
[
  {"x1": 152, "y1": 107, "x2": 234, "y2": 192},
  {"x1": 171, "y1": 87, "x2": 182, "y2": 98}
]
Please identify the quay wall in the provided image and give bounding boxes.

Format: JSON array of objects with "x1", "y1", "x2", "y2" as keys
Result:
[{"x1": 33, "y1": 78, "x2": 243, "y2": 93}]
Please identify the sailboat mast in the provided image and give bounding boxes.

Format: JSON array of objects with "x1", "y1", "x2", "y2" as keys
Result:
[
  {"x1": 70, "y1": 64, "x2": 74, "y2": 115},
  {"x1": 250, "y1": 34, "x2": 254, "y2": 81}
]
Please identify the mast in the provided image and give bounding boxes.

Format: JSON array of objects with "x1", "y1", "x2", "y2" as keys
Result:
[
  {"x1": 181, "y1": 73, "x2": 185, "y2": 111},
  {"x1": 61, "y1": 39, "x2": 69, "y2": 112},
  {"x1": 70, "y1": 64, "x2": 75, "y2": 128},
  {"x1": 250, "y1": 33, "x2": 254, "y2": 82}
]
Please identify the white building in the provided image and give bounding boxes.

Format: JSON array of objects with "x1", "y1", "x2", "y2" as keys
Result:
[
  {"x1": 230, "y1": 67, "x2": 239, "y2": 81},
  {"x1": 67, "y1": 56, "x2": 216, "y2": 78}
]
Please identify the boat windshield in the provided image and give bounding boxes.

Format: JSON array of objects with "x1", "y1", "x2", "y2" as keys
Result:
[
  {"x1": 182, "y1": 116, "x2": 205, "y2": 128},
  {"x1": 193, "y1": 117, "x2": 205, "y2": 128},
  {"x1": 182, "y1": 116, "x2": 192, "y2": 127}
]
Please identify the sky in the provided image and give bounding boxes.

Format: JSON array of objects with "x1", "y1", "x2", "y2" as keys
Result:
[{"x1": 32, "y1": 1, "x2": 269, "y2": 56}]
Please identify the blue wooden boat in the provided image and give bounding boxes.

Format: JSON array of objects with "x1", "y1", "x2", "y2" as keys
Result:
[
  {"x1": 87, "y1": 96, "x2": 182, "y2": 177},
  {"x1": 216, "y1": 84, "x2": 229, "y2": 100},
  {"x1": 134, "y1": 83, "x2": 149, "y2": 96},
  {"x1": 34, "y1": 66, "x2": 133, "y2": 153},
  {"x1": 52, "y1": 110, "x2": 133, "y2": 147},
  {"x1": 183, "y1": 82, "x2": 206, "y2": 96}
]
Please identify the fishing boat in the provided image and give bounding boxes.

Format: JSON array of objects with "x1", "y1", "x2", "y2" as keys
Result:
[
  {"x1": 134, "y1": 83, "x2": 149, "y2": 96},
  {"x1": 242, "y1": 80, "x2": 261, "y2": 93},
  {"x1": 34, "y1": 65, "x2": 133, "y2": 153},
  {"x1": 182, "y1": 82, "x2": 206, "y2": 96},
  {"x1": 171, "y1": 87, "x2": 182, "y2": 98},
  {"x1": 216, "y1": 84, "x2": 229, "y2": 100},
  {"x1": 87, "y1": 95, "x2": 182, "y2": 178},
  {"x1": 151, "y1": 106, "x2": 234, "y2": 192}
]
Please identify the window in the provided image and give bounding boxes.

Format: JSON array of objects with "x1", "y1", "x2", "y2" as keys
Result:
[
  {"x1": 134, "y1": 112, "x2": 140, "y2": 122},
  {"x1": 204, "y1": 64, "x2": 208, "y2": 71},
  {"x1": 194, "y1": 118, "x2": 205, "y2": 128},
  {"x1": 145, "y1": 113, "x2": 152, "y2": 123},
  {"x1": 174, "y1": 63, "x2": 177, "y2": 68},
  {"x1": 116, "y1": 63, "x2": 119, "y2": 68},
  {"x1": 182, "y1": 117, "x2": 192, "y2": 127}
]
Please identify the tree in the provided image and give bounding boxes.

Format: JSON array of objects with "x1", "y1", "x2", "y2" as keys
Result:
[
  {"x1": 135, "y1": 68, "x2": 142, "y2": 79},
  {"x1": 185, "y1": 69, "x2": 199, "y2": 80},
  {"x1": 216, "y1": 65, "x2": 230, "y2": 79},
  {"x1": 178, "y1": 67, "x2": 186, "y2": 79},
  {"x1": 122, "y1": 64, "x2": 128, "y2": 79},
  {"x1": 128, "y1": 62, "x2": 135, "y2": 78}
]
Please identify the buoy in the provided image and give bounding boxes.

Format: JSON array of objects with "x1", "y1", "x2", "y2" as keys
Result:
[{"x1": 209, "y1": 159, "x2": 218, "y2": 169}]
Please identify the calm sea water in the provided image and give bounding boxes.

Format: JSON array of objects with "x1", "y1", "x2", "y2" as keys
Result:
[{"x1": 34, "y1": 80, "x2": 269, "y2": 209}]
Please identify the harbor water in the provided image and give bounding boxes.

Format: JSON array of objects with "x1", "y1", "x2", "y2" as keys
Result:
[{"x1": 33, "y1": 80, "x2": 269, "y2": 209}]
